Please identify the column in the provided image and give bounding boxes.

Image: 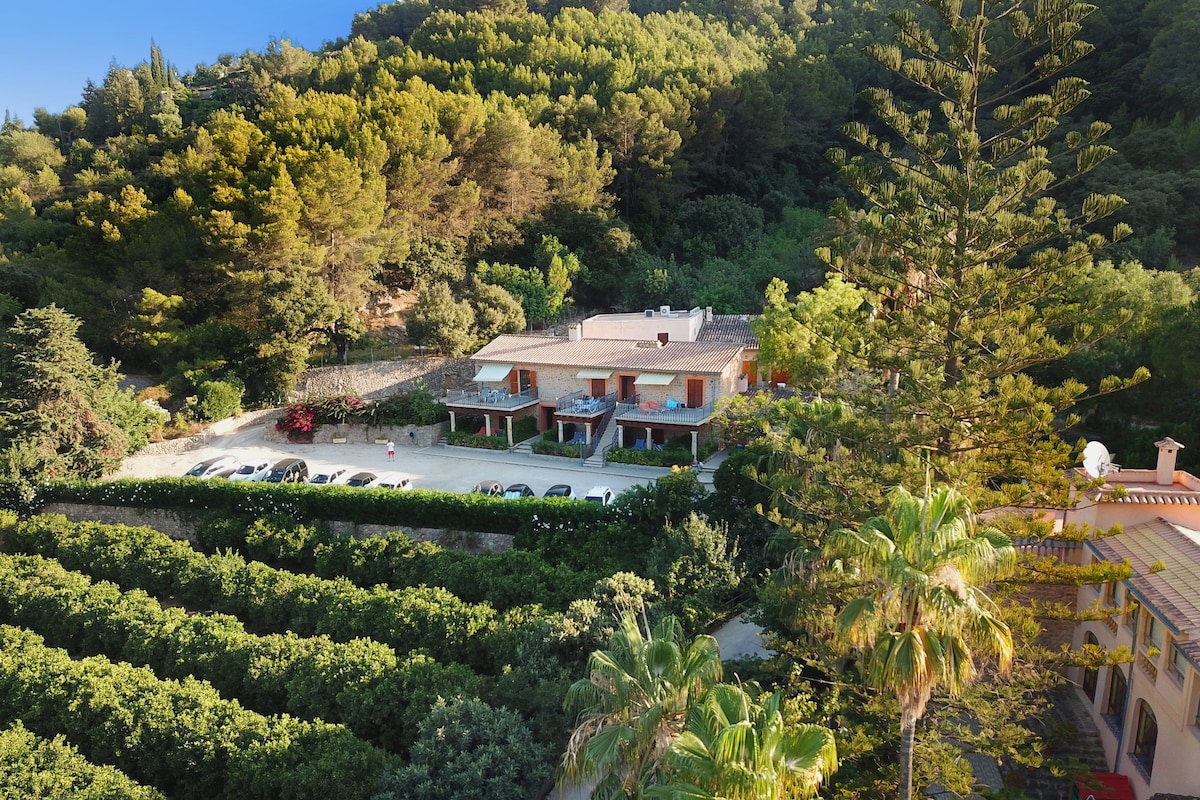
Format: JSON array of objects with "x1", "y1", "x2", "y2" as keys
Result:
[
  {"x1": 691, "y1": 430, "x2": 698, "y2": 461},
  {"x1": 484, "y1": 415, "x2": 492, "y2": 436},
  {"x1": 449, "y1": 411, "x2": 456, "y2": 433},
  {"x1": 645, "y1": 426, "x2": 652, "y2": 448},
  {"x1": 585, "y1": 422, "x2": 593, "y2": 444},
  {"x1": 616, "y1": 424, "x2": 624, "y2": 448},
  {"x1": 557, "y1": 419, "x2": 565, "y2": 442},
  {"x1": 506, "y1": 416, "x2": 514, "y2": 448}
]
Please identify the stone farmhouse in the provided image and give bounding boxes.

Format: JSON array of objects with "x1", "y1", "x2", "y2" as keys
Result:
[{"x1": 444, "y1": 306, "x2": 762, "y2": 460}]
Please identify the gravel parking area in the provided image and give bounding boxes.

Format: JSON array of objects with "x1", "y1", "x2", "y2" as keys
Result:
[{"x1": 117, "y1": 416, "x2": 680, "y2": 500}]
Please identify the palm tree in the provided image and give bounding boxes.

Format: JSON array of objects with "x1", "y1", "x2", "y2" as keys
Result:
[
  {"x1": 647, "y1": 682, "x2": 838, "y2": 800},
  {"x1": 561, "y1": 614, "x2": 723, "y2": 798},
  {"x1": 823, "y1": 483, "x2": 1016, "y2": 800}
]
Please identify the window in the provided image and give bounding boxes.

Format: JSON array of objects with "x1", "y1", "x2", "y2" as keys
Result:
[
  {"x1": 1082, "y1": 633, "x2": 1100, "y2": 701},
  {"x1": 1131, "y1": 701, "x2": 1157, "y2": 778},
  {"x1": 1170, "y1": 644, "x2": 1189, "y2": 680},
  {"x1": 1104, "y1": 667, "x2": 1128, "y2": 732},
  {"x1": 1101, "y1": 581, "x2": 1115, "y2": 605},
  {"x1": 1145, "y1": 616, "x2": 1164, "y2": 652}
]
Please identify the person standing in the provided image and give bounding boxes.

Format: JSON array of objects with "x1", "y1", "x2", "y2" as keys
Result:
[{"x1": 386, "y1": 439, "x2": 395, "y2": 461}]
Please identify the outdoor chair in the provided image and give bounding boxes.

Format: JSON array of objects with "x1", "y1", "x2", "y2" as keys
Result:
[
  {"x1": 638, "y1": 402, "x2": 653, "y2": 414},
  {"x1": 568, "y1": 431, "x2": 586, "y2": 445},
  {"x1": 632, "y1": 438, "x2": 647, "y2": 450},
  {"x1": 665, "y1": 399, "x2": 681, "y2": 410},
  {"x1": 646, "y1": 400, "x2": 663, "y2": 413}
]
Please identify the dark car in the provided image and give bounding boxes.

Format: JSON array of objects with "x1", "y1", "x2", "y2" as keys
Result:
[
  {"x1": 472, "y1": 479, "x2": 503, "y2": 496},
  {"x1": 345, "y1": 471, "x2": 378, "y2": 488},
  {"x1": 543, "y1": 484, "x2": 574, "y2": 499},
  {"x1": 502, "y1": 483, "x2": 535, "y2": 500},
  {"x1": 184, "y1": 455, "x2": 238, "y2": 479},
  {"x1": 263, "y1": 458, "x2": 308, "y2": 483}
]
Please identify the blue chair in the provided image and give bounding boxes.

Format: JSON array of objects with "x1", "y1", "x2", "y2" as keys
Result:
[
  {"x1": 666, "y1": 399, "x2": 681, "y2": 410},
  {"x1": 568, "y1": 431, "x2": 586, "y2": 445},
  {"x1": 633, "y1": 438, "x2": 646, "y2": 450}
]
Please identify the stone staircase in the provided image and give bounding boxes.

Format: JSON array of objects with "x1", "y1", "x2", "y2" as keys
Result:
[
  {"x1": 1012, "y1": 686, "x2": 1110, "y2": 800},
  {"x1": 583, "y1": 413, "x2": 618, "y2": 468}
]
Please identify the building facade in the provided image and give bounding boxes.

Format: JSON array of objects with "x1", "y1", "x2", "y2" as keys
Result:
[{"x1": 1068, "y1": 439, "x2": 1200, "y2": 799}]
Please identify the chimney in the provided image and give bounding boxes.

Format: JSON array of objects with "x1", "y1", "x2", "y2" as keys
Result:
[
  {"x1": 705, "y1": 306, "x2": 713, "y2": 321},
  {"x1": 568, "y1": 323, "x2": 582, "y2": 341},
  {"x1": 1155, "y1": 437, "x2": 1184, "y2": 485},
  {"x1": 657, "y1": 332, "x2": 669, "y2": 346}
]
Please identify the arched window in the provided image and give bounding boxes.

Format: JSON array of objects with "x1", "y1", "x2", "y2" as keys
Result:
[
  {"x1": 1103, "y1": 666, "x2": 1128, "y2": 732},
  {"x1": 1082, "y1": 632, "x2": 1099, "y2": 701},
  {"x1": 1131, "y1": 700, "x2": 1157, "y2": 777}
]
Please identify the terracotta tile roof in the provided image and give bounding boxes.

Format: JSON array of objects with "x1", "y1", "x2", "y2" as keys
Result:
[
  {"x1": 698, "y1": 315, "x2": 759, "y2": 347},
  {"x1": 471, "y1": 334, "x2": 743, "y2": 374},
  {"x1": 1088, "y1": 518, "x2": 1200, "y2": 648}
]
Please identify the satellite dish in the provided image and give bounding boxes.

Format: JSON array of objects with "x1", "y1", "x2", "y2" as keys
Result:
[{"x1": 1082, "y1": 441, "x2": 1119, "y2": 478}]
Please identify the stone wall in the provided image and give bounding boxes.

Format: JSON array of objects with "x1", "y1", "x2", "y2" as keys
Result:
[
  {"x1": 263, "y1": 421, "x2": 449, "y2": 446},
  {"x1": 40, "y1": 502, "x2": 513, "y2": 553},
  {"x1": 296, "y1": 356, "x2": 474, "y2": 400}
]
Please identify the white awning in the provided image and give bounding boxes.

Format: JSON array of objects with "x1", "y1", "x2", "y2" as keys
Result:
[
  {"x1": 634, "y1": 372, "x2": 675, "y2": 386},
  {"x1": 472, "y1": 363, "x2": 513, "y2": 382},
  {"x1": 576, "y1": 369, "x2": 613, "y2": 379}
]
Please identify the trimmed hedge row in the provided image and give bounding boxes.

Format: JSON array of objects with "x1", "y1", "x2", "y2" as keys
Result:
[
  {"x1": 0, "y1": 625, "x2": 394, "y2": 800},
  {"x1": 0, "y1": 552, "x2": 480, "y2": 751},
  {"x1": 197, "y1": 516, "x2": 603, "y2": 611},
  {"x1": 0, "y1": 720, "x2": 166, "y2": 800},
  {"x1": 37, "y1": 478, "x2": 613, "y2": 532},
  {"x1": 2, "y1": 514, "x2": 499, "y2": 670}
]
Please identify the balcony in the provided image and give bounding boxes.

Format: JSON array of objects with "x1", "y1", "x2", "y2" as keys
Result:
[
  {"x1": 556, "y1": 391, "x2": 616, "y2": 418},
  {"x1": 615, "y1": 397, "x2": 716, "y2": 426},
  {"x1": 444, "y1": 386, "x2": 539, "y2": 411}
]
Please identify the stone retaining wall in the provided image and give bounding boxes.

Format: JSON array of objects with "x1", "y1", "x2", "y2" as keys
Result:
[
  {"x1": 296, "y1": 357, "x2": 474, "y2": 400},
  {"x1": 40, "y1": 502, "x2": 513, "y2": 554},
  {"x1": 263, "y1": 421, "x2": 449, "y2": 446}
]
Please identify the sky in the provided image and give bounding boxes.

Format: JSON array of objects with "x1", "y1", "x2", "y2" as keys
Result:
[{"x1": 1, "y1": 0, "x2": 378, "y2": 124}]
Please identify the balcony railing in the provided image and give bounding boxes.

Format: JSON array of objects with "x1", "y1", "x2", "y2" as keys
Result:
[
  {"x1": 615, "y1": 398, "x2": 715, "y2": 426},
  {"x1": 444, "y1": 386, "x2": 539, "y2": 410},
  {"x1": 556, "y1": 391, "x2": 617, "y2": 416}
]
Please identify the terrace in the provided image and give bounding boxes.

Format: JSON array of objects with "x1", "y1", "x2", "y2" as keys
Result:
[
  {"x1": 614, "y1": 397, "x2": 716, "y2": 426},
  {"x1": 555, "y1": 390, "x2": 617, "y2": 418},
  {"x1": 443, "y1": 386, "x2": 540, "y2": 411}
]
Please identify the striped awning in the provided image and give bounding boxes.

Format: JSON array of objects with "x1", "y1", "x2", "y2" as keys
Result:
[
  {"x1": 576, "y1": 369, "x2": 613, "y2": 379},
  {"x1": 634, "y1": 372, "x2": 675, "y2": 386},
  {"x1": 472, "y1": 363, "x2": 513, "y2": 382}
]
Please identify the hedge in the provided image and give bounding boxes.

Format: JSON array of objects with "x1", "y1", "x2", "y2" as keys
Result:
[
  {"x1": 1, "y1": 514, "x2": 499, "y2": 671},
  {"x1": 0, "y1": 551, "x2": 479, "y2": 751},
  {"x1": 36, "y1": 478, "x2": 613, "y2": 533},
  {"x1": 0, "y1": 720, "x2": 166, "y2": 800},
  {"x1": 0, "y1": 625, "x2": 394, "y2": 800},
  {"x1": 606, "y1": 446, "x2": 697, "y2": 467},
  {"x1": 195, "y1": 515, "x2": 603, "y2": 612}
]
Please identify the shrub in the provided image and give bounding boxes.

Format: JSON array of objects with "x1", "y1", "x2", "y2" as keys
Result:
[
  {"x1": 530, "y1": 440, "x2": 581, "y2": 458},
  {"x1": 373, "y1": 697, "x2": 550, "y2": 800},
  {"x1": 373, "y1": 386, "x2": 448, "y2": 426},
  {"x1": 606, "y1": 446, "x2": 695, "y2": 467},
  {"x1": 275, "y1": 404, "x2": 317, "y2": 442},
  {"x1": 0, "y1": 720, "x2": 165, "y2": 800},
  {"x1": 446, "y1": 431, "x2": 509, "y2": 450},
  {"x1": 312, "y1": 394, "x2": 369, "y2": 424},
  {"x1": 189, "y1": 380, "x2": 243, "y2": 422},
  {"x1": 0, "y1": 625, "x2": 394, "y2": 800}
]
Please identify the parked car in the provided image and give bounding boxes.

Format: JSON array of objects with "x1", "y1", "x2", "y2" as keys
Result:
[
  {"x1": 308, "y1": 467, "x2": 348, "y2": 486},
  {"x1": 345, "y1": 471, "x2": 378, "y2": 488},
  {"x1": 502, "y1": 483, "x2": 535, "y2": 499},
  {"x1": 472, "y1": 479, "x2": 504, "y2": 496},
  {"x1": 229, "y1": 461, "x2": 271, "y2": 482},
  {"x1": 543, "y1": 484, "x2": 574, "y2": 499},
  {"x1": 375, "y1": 472, "x2": 414, "y2": 491},
  {"x1": 262, "y1": 458, "x2": 308, "y2": 484},
  {"x1": 184, "y1": 455, "x2": 239, "y2": 479},
  {"x1": 207, "y1": 465, "x2": 239, "y2": 480},
  {"x1": 583, "y1": 485, "x2": 614, "y2": 505}
]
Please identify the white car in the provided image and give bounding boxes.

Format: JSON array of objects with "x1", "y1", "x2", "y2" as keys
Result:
[
  {"x1": 583, "y1": 485, "x2": 614, "y2": 505},
  {"x1": 375, "y1": 472, "x2": 414, "y2": 491},
  {"x1": 308, "y1": 467, "x2": 348, "y2": 486},
  {"x1": 184, "y1": 455, "x2": 239, "y2": 480},
  {"x1": 228, "y1": 461, "x2": 271, "y2": 482}
]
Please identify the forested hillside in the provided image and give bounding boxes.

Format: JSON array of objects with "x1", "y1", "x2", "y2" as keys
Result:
[{"x1": 1, "y1": 0, "x2": 1198, "y2": 459}]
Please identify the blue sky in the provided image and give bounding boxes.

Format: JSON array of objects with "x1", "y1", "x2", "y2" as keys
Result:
[{"x1": 1, "y1": 0, "x2": 376, "y2": 123}]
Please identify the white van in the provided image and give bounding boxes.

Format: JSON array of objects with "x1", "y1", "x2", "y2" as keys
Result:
[{"x1": 375, "y1": 472, "x2": 414, "y2": 491}]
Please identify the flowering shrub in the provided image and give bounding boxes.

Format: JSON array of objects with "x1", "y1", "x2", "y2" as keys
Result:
[
  {"x1": 275, "y1": 405, "x2": 317, "y2": 442},
  {"x1": 311, "y1": 394, "x2": 369, "y2": 424}
]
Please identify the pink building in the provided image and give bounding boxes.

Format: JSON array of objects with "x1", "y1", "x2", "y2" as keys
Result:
[{"x1": 1068, "y1": 438, "x2": 1200, "y2": 798}]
